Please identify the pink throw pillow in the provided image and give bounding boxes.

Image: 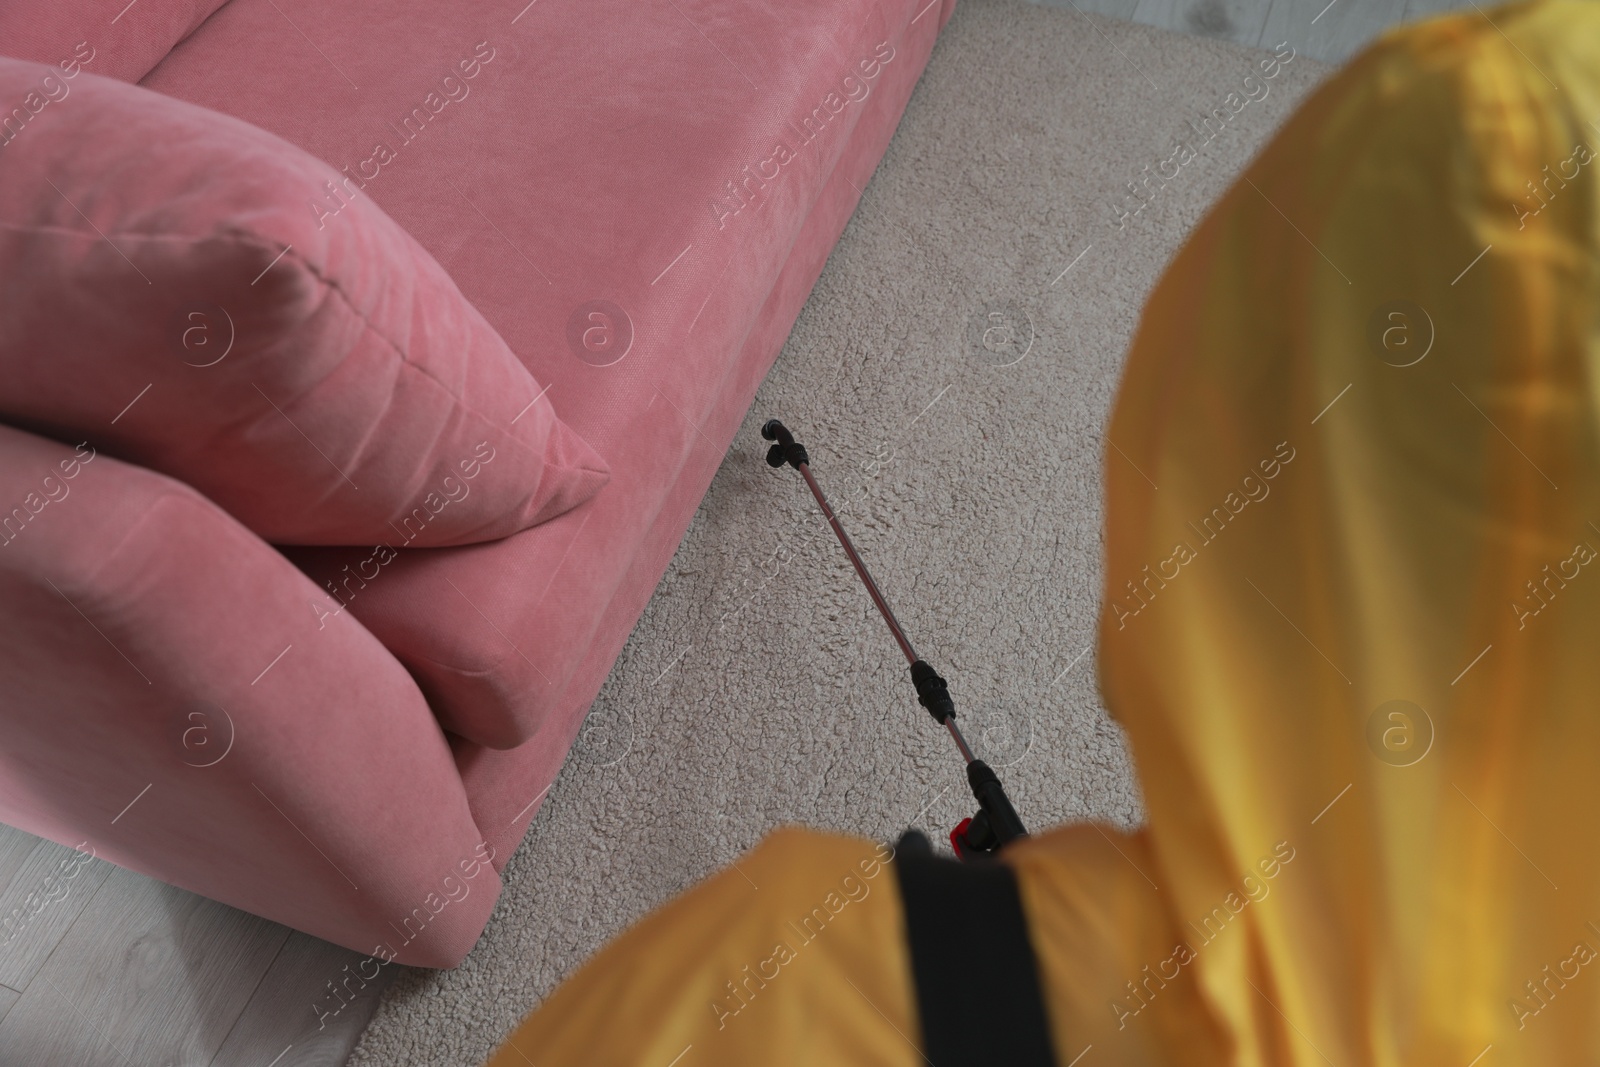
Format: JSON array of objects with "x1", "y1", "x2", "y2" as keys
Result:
[{"x1": 0, "y1": 58, "x2": 608, "y2": 546}]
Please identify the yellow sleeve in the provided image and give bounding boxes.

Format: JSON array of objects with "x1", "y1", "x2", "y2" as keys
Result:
[{"x1": 486, "y1": 828, "x2": 923, "y2": 1067}]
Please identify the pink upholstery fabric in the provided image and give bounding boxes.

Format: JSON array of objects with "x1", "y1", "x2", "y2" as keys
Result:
[
  {"x1": 0, "y1": 423, "x2": 496, "y2": 966},
  {"x1": 146, "y1": 0, "x2": 956, "y2": 750},
  {"x1": 455, "y1": 4, "x2": 954, "y2": 860},
  {"x1": 0, "y1": 58, "x2": 608, "y2": 548},
  {"x1": 0, "y1": 0, "x2": 227, "y2": 84}
]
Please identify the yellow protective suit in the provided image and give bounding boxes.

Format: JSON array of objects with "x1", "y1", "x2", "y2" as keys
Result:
[{"x1": 488, "y1": 2, "x2": 1600, "y2": 1064}]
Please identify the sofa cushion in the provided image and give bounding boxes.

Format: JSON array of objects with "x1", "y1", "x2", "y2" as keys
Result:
[
  {"x1": 0, "y1": 1, "x2": 229, "y2": 84},
  {"x1": 0, "y1": 57, "x2": 609, "y2": 547}
]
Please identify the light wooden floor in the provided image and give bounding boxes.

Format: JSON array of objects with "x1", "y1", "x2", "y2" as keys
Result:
[
  {"x1": 1043, "y1": 0, "x2": 1476, "y2": 64},
  {"x1": 0, "y1": 1, "x2": 1478, "y2": 1065},
  {"x1": 0, "y1": 824, "x2": 389, "y2": 1066}
]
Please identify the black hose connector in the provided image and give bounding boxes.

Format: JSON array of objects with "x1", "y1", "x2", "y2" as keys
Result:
[
  {"x1": 910, "y1": 660, "x2": 956, "y2": 724},
  {"x1": 761, "y1": 419, "x2": 810, "y2": 470},
  {"x1": 967, "y1": 759, "x2": 1028, "y2": 846}
]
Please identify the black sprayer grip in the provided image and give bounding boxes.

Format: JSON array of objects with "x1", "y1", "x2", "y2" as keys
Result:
[
  {"x1": 761, "y1": 419, "x2": 810, "y2": 470},
  {"x1": 910, "y1": 660, "x2": 956, "y2": 724},
  {"x1": 967, "y1": 760, "x2": 1028, "y2": 846}
]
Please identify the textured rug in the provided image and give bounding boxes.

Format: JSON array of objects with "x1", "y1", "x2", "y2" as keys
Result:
[{"x1": 349, "y1": 2, "x2": 1329, "y2": 1062}]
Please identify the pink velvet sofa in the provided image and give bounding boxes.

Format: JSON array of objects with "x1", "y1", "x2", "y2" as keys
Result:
[{"x1": 0, "y1": 0, "x2": 955, "y2": 966}]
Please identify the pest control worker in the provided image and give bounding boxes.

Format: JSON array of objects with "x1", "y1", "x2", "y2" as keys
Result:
[{"x1": 488, "y1": 3, "x2": 1600, "y2": 1064}]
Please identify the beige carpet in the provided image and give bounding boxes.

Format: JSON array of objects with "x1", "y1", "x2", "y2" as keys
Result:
[{"x1": 350, "y1": 2, "x2": 1329, "y2": 1062}]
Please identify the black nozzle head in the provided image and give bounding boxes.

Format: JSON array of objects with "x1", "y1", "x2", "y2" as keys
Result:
[{"x1": 759, "y1": 418, "x2": 808, "y2": 470}]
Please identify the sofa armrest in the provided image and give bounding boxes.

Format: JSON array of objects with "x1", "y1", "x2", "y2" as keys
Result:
[{"x1": 0, "y1": 422, "x2": 500, "y2": 967}]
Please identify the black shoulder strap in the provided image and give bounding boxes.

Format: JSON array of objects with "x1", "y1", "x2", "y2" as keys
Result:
[{"x1": 893, "y1": 834, "x2": 1058, "y2": 1065}]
